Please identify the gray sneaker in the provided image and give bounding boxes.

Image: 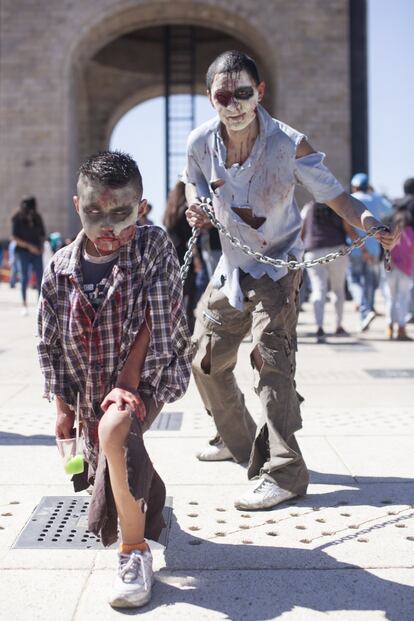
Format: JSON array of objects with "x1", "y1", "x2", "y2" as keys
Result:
[
  {"x1": 234, "y1": 474, "x2": 296, "y2": 510},
  {"x1": 109, "y1": 549, "x2": 153, "y2": 608}
]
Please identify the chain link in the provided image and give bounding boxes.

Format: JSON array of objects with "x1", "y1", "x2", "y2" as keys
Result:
[{"x1": 180, "y1": 198, "x2": 391, "y2": 283}]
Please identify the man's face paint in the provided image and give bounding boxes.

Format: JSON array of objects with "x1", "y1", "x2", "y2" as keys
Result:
[
  {"x1": 74, "y1": 178, "x2": 142, "y2": 253},
  {"x1": 210, "y1": 70, "x2": 260, "y2": 132}
]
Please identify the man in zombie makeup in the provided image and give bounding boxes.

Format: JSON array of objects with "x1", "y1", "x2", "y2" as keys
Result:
[
  {"x1": 37, "y1": 151, "x2": 191, "y2": 608},
  {"x1": 184, "y1": 50, "x2": 399, "y2": 511}
]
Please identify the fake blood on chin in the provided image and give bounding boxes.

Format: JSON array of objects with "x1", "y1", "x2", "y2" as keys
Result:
[{"x1": 95, "y1": 225, "x2": 136, "y2": 253}]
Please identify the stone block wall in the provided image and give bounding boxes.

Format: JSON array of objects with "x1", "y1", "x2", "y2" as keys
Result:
[{"x1": 0, "y1": 0, "x2": 350, "y2": 238}]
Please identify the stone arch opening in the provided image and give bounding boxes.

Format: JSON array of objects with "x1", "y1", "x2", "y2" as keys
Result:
[
  {"x1": 109, "y1": 93, "x2": 213, "y2": 224},
  {"x1": 66, "y1": 3, "x2": 277, "y2": 233}
]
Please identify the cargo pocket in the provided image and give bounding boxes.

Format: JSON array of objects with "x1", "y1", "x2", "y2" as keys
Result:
[{"x1": 253, "y1": 331, "x2": 302, "y2": 438}]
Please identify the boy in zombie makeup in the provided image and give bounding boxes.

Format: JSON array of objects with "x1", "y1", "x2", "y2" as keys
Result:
[
  {"x1": 184, "y1": 50, "x2": 399, "y2": 511},
  {"x1": 37, "y1": 151, "x2": 191, "y2": 608}
]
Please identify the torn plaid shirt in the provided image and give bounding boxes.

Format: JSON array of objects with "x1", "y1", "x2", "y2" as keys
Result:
[{"x1": 37, "y1": 225, "x2": 191, "y2": 469}]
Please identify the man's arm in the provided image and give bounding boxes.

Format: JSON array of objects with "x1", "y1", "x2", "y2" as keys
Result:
[
  {"x1": 326, "y1": 192, "x2": 399, "y2": 251},
  {"x1": 296, "y1": 138, "x2": 400, "y2": 251}
]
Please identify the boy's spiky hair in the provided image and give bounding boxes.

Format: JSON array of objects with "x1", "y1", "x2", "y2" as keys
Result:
[
  {"x1": 78, "y1": 151, "x2": 143, "y2": 197},
  {"x1": 206, "y1": 50, "x2": 260, "y2": 91}
]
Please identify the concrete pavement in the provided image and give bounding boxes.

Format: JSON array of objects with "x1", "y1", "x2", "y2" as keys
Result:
[{"x1": 0, "y1": 283, "x2": 413, "y2": 620}]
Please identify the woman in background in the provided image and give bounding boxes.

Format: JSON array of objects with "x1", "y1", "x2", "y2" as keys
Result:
[
  {"x1": 11, "y1": 196, "x2": 45, "y2": 315},
  {"x1": 383, "y1": 208, "x2": 414, "y2": 340}
]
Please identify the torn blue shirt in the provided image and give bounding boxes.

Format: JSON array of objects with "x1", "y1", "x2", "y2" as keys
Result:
[{"x1": 183, "y1": 105, "x2": 344, "y2": 310}]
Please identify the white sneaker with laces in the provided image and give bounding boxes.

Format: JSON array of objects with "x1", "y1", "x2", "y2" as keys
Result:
[
  {"x1": 234, "y1": 474, "x2": 296, "y2": 510},
  {"x1": 109, "y1": 548, "x2": 154, "y2": 608},
  {"x1": 197, "y1": 439, "x2": 233, "y2": 461},
  {"x1": 361, "y1": 310, "x2": 376, "y2": 332}
]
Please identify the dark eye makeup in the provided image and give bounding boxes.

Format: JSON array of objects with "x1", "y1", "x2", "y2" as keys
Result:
[
  {"x1": 234, "y1": 87, "x2": 254, "y2": 100},
  {"x1": 214, "y1": 87, "x2": 254, "y2": 107}
]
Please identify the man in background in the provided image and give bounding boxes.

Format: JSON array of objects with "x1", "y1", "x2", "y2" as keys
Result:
[{"x1": 348, "y1": 173, "x2": 393, "y2": 332}]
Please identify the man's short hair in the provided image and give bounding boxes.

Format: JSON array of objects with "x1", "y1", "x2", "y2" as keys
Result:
[
  {"x1": 403, "y1": 178, "x2": 414, "y2": 195},
  {"x1": 206, "y1": 50, "x2": 260, "y2": 91},
  {"x1": 78, "y1": 151, "x2": 143, "y2": 197}
]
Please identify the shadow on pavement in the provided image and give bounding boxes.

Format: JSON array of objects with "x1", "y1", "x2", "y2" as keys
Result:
[
  {"x1": 306, "y1": 469, "x2": 414, "y2": 509},
  {"x1": 131, "y1": 513, "x2": 414, "y2": 620},
  {"x1": 0, "y1": 431, "x2": 55, "y2": 445}
]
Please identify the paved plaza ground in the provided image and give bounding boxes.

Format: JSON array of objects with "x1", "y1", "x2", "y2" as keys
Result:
[{"x1": 0, "y1": 283, "x2": 413, "y2": 620}]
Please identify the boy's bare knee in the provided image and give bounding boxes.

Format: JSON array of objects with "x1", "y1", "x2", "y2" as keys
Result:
[{"x1": 98, "y1": 403, "x2": 131, "y2": 452}]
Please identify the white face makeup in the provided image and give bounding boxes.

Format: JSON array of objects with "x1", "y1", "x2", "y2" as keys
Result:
[
  {"x1": 74, "y1": 177, "x2": 142, "y2": 253},
  {"x1": 210, "y1": 70, "x2": 260, "y2": 132}
]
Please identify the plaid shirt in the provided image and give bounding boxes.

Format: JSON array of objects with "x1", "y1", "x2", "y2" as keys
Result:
[{"x1": 37, "y1": 225, "x2": 191, "y2": 467}]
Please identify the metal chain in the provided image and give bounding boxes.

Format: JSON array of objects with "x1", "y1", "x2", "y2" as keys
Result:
[
  {"x1": 180, "y1": 198, "x2": 391, "y2": 282},
  {"x1": 180, "y1": 226, "x2": 201, "y2": 283}
]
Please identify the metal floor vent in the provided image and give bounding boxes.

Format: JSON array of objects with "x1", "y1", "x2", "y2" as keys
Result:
[
  {"x1": 364, "y1": 368, "x2": 414, "y2": 379},
  {"x1": 150, "y1": 411, "x2": 183, "y2": 431},
  {"x1": 13, "y1": 496, "x2": 173, "y2": 550}
]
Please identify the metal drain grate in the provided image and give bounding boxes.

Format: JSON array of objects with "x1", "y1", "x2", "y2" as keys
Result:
[
  {"x1": 13, "y1": 496, "x2": 173, "y2": 549},
  {"x1": 364, "y1": 368, "x2": 414, "y2": 379},
  {"x1": 150, "y1": 411, "x2": 183, "y2": 431}
]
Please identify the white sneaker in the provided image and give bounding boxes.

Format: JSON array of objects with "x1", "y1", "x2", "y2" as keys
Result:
[
  {"x1": 109, "y1": 548, "x2": 153, "y2": 608},
  {"x1": 20, "y1": 307, "x2": 29, "y2": 317},
  {"x1": 234, "y1": 474, "x2": 296, "y2": 510},
  {"x1": 197, "y1": 439, "x2": 233, "y2": 461},
  {"x1": 361, "y1": 310, "x2": 376, "y2": 332}
]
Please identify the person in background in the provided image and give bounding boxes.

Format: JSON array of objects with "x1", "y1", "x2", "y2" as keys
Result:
[
  {"x1": 138, "y1": 202, "x2": 154, "y2": 226},
  {"x1": 348, "y1": 173, "x2": 393, "y2": 332},
  {"x1": 393, "y1": 178, "x2": 414, "y2": 324},
  {"x1": 43, "y1": 231, "x2": 64, "y2": 270},
  {"x1": 301, "y1": 201, "x2": 356, "y2": 342},
  {"x1": 200, "y1": 227, "x2": 222, "y2": 280},
  {"x1": 49, "y1": 231, "x2": 63, "y2": 253},
  {"x1": 163, "y1": 179, "x2": 201, "y2": 331},
  {"x1": 11, "y1": 196, "x2": 45, "y2": 315},
  {"x1": 383, "y1": 207, "x2": 414, "y2": 340},
  {"x1": 8, "y1": 239, "x2": 18, "y2": 288}
]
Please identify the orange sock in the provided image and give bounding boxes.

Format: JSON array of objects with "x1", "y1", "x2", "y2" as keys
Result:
[{"x1": 119, "y1": 541, "x2": 149, "y2": 554}]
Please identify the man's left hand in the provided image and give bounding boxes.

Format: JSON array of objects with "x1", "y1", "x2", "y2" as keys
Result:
[
  {"x1": 373, "y1": 222, "x2": 401, "y2": 251},
  {"x1": 363, "y1": 218, "x2": 400, "y2": 251},
  {"x1": 101, "y1": 387, "x2": 146, "y2": 422}
]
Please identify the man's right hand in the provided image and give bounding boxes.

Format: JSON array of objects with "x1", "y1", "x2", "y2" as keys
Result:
[
  {"x1": 185, "y1": 202, "x2": 212, "y2": 229},
  {"x1": 55, "y1": 396, "x2": 75, "y2": 439}
]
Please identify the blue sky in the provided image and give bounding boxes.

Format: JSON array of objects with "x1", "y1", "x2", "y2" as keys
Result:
[{"x1": 110, "y1": 0, "x2": 414, "y2": 225}]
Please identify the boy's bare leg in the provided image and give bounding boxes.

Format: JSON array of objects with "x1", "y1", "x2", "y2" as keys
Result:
[{"x1": 98, "y1": 403, "x2": 145, "y2": 544}]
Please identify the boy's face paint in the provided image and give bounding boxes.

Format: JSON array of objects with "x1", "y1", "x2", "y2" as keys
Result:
[
  {"x1": 209, "y1": 70, "x2": 263, "y2": 132},
  {"x1": 74, "y1": 178, "x2": 143, "y2": 253}
]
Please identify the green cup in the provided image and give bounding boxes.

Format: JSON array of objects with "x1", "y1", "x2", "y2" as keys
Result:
[{"x1": 56, "y1": 437, "x2": 85, "y2": 476}]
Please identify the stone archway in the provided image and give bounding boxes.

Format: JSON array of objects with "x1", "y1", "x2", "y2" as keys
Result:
[
  {"x1": 67, "y1": 5, "x2": 278, "y2": 210},
  {"x1": 0, "y1": 0, "x2": 354, "y2": 237}
]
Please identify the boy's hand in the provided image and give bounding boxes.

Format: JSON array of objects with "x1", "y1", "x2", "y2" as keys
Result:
[
  {"x1": 55, "y1": 395, "x2": 75, "y2": 439},
  {"x1": 101, "y1": 387, "x2": 146, "y2": 422},
  {"x1": 56, "y1": 410, "x2": 75, "y2": 439}
]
